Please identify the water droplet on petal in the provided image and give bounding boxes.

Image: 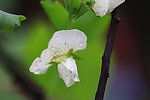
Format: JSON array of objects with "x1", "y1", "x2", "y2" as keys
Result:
[
  {"x1": 79, "y1": 42, "x2": 83, "y2": 47},
  {"x1": 55, "y1": 36, "x2": 59, "y2": 40},
  {"x1": 51, "y1": 47, "x2": 55, "y2": 51},
  {"x1": 56, "y1": 52, "x2": 60, "y2": 55}
]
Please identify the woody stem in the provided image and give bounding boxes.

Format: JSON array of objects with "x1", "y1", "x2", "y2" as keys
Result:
[{"x1": 95, "y1": 7, "x2": 120, "y2": 100}]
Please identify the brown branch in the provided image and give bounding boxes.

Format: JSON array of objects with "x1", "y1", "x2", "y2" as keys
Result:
[{"x1": 95, "y1": 7, "x2": 120, "y2": 100}]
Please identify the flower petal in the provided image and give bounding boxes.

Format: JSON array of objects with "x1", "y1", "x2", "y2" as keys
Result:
[
  {"x1": 108, "y1": 0, "x2": 125, "y2": 13},
  {"x1": 92, "y1": 0, "x2": 125, "y2": 16},
  {"x1": 29, "y1": 48, "x2": 54, "y2": 74},
  {"x1": 29, "y1": 57, "x2": 51, "y2": 74},
  {"x1": 57, "y1": 58, "x2": 80, "y2": 87},
  {"x1": 92, "y1": 0, "x2": 109, "y2": 17},
  {"x1": 40, "y1": 48, "x2": 54, "y2": 63},
  {"x1": 48, "y1": 29, "x2": 87, "y2": 54}
]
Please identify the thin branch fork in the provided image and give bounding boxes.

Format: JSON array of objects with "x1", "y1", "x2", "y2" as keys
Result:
[{"x1": 95, "y1": 7, "x2": 120, "y2": 100}]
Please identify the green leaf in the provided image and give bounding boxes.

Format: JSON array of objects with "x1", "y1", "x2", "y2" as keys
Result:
[
  {"x1": 0, "y1": 10, "x2": 26, "y2": 31},
  {"x1": 75, "y1": 2, "x2": 90, "y2": 19},
  {"x1": 21, "y1": 14, "x2": 111, "y2": 100},
  {"x1": 73, "y1": 10, "x2": 111, "y2": 40},
  {"x1": 64, "y1": 0, "x2": 81, "y2": 16},
  {"x1": 5, "y1": 17, "x2": 111, "y2": 100},
  {"x1": 40, "y1": 1, "x2": 69, "y2": 30},
  {"x1": 22, "y1": 21, "x2": 53, "y2": 66},
  {"x1": 37, "y1": 35, "x2": 104, "y2": 100}
]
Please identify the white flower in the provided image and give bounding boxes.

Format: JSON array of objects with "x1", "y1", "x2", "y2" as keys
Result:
[
  {"x1": 92, "y1": 0, "x2": 125, "y2": 17},
  {"x1": 29, "y1": 29, "x2": 87, "y2": 87}
]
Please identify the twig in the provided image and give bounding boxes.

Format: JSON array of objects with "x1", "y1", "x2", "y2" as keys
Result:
[{"x1": 95, "y1": 7, "x2": 120, "y2": 100}]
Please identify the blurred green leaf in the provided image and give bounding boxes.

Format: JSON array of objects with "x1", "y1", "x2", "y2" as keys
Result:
[
  {"x1": 21, "y1": 18, "x2": 111, "y2": 100},
  {"x1": 29, "y1": 35, "x2": 105, "y2": 100},
  {"x1": 15, "y1": 5, "x2": 111, "y2": 100},
  {"x1": 39, "y1": 12, "x2": 111, "y2": 100},
  {"x1": 22, "y1": 21, "x2": 53, "y2": 66},
  {"x1": 41, "y1": 1, "x2": 69, "y2": 30},
  {"x1": 74, "y1": 9, "x2": 111, "y2": 40},
  {"x1": 0, "y1": 10, "x2": 26, "y2": 31},
  {"x1": 23, "y1": 31, "x2": 105, "y2": 100}
]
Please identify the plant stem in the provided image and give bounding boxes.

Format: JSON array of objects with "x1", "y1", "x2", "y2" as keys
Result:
[{"x1": 95, "y1": 7, "x2": 120, "y2": 100}]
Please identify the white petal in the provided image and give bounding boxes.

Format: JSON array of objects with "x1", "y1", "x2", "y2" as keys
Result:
[
  {"x1": 29, "y1": 48, "x2": 56, "y2": 74},
  {"x1": 57, "y1": 58, "x2": 80, "y2": 87},
  {"x1": 92, "y1": 0, "x2": 125, "y2": 16},
  {"x1": 40, "y1": 48, "x2": 54, "y2": 63},
  {"x1": 29, "y1": 57, "x2": 51, "y2": 74},
  {"x1": 108, "y1": 0, "x2": 125, "y2": 13},
  {"x1": 48, "y1": 29, "x2": 87, "y2": 54},
  {"x1": 92, "y1": 0, "x2": 109, "y2": 17}
]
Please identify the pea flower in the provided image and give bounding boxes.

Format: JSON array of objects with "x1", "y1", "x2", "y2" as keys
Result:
[
  {"x1": 92, "y1": 0, "x2": 125, "y2": 17},
  {"x1": 29, "y1": 29, "x2": 87, "y2": 87}
]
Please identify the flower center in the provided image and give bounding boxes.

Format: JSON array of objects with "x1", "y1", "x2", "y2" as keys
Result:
[
  {"x1": 51, "y1": 54, "x2": 68, "y2": 63},
  {"x1": 51, "y1": 49, "x2": 73, "y2": 63}
]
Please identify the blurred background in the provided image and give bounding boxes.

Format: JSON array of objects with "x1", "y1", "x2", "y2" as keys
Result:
[{"x1": 0, "y1": 0, "x2": 150, "y2": 100}]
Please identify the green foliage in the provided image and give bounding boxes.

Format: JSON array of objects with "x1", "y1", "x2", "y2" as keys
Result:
[
  {"x1": 22, "y1": 21, "x2": 53, "y2": 66},
  {"x1": 64, "y1": 0, "x2": 81, "y2": 17},
  {"x1": 0, "y1": 10, "x2": 26, "y2": 31},
  {"x1": 40, "y1": 0, "x2": 92, "y2": 30},
  {"x1": 41, "y1": 1, "x2": 69, "y2": 30},
  {"x1": 74, "y1": 10, "x2": 111, "y2": 40},
  {"x1": 76, "y1": 2, "x2": 90, "y2": 19},
  {"x1": 43, "y1": 37, "x2": 104, "y2": 100},
  {"x1": 21, "y1": 15, "x2": 110, "y2": 100},
  {"x1": 2, "y1": 12, "x2": 111, "y2": 100},
  {"x1": 21, "y1": 1, "x2": 111, "y2": 99},
  {"x1": 1, "y1": 0, "x2": 111, "y2": 99}
]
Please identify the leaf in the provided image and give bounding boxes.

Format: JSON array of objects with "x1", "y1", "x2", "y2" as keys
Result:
[
  {"x1": 21, "y1": 13, "x2": 111, "y2": 100},
  {"x1": 73, "y1": 10, "x2": 111, "y2": 40},
  {"x1": 41, "y1": 35, "x2": 105, "y2": 100},
  {"x1": 40, "y1": 1, "x2": 69, "y2": 30},
  {"x1": 64, "y1": 0, "x2": 81, "y2": 17},
  {"x1": 22, "y1": 21, "x2": 53, "y2": 66},
  {"x1": 0, "y1": 10, "x2": 26, "y2": 31},
  {"x1": 75, "y1": 2, "x2": 90, "y2": 19}
]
